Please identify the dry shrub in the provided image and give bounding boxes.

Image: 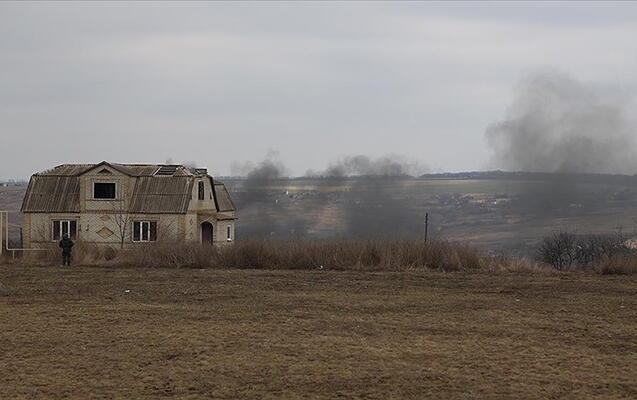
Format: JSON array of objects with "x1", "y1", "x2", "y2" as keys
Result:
[
  {"x1": 42, "y1": 238, "x2": 489, "y2": 271},
  {"x1": 17, "y1": 244, "x2": 58, "y2": 266},
  {"x1": 538, "y1": 231, "x2": 627, "y2": 271},
  {"x1": 6, "y1": 238, "x2": 542, "y2": 272},
  {"x1": 484, "y1": 254, "x2": 549, "y2": 274},
  {"x1": 592, "y1": 253, "x2": 637, "y2": 275},
  {"x1": 116, "y1": 243, "x2": 219, "y2": 268},
  {"x1": 214, "y1": 239, "x2": 488, "y2": 271}
]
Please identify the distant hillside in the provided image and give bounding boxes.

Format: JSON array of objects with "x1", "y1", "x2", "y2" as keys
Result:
[
  {"x1": 419, "y1": 170, "x2": 637, "y2": 185},
  {"x1": 227, "y1": 172, "x2": 637, "y2": 256},
  {"x1": 4, "y1": 174, "x2": 637, "y2": 256}
]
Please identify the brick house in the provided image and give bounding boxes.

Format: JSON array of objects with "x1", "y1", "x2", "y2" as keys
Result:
[{"x1": 21, "y1": 161, "x2": 236, "y2": 247}]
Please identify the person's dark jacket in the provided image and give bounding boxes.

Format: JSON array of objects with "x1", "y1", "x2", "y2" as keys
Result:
[{"x1": 59, "y1": 237, "x2": 74, "y2": 255}]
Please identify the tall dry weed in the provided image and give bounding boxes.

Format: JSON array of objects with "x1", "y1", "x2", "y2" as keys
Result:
[
  {"x1": 2, "y1": 238, "x2": 592, "y2": 273},
  {"x1": 592, "y1": 254, "x2": 637, "y2": 275}
]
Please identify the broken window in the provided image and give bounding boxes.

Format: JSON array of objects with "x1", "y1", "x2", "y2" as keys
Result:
[
  {"x1": 133, "y1": 221, "x2": 157, "y2": 242},
  {"x1": 52, "y1": 220, "x2": 77, "y2": 241},
  {"x1": 198, "y1": 181, "x2": 205, "y2": 200},
  {"x1": 94, "y1": 182, "x2": 116, "y2": 199}
]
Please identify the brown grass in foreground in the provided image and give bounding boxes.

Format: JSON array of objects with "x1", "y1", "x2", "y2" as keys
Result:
[
  {"x1": 10, "y1": 239, "x2": 546, "y2": 272},
  {"x1": 1, "y1": 267, "x2": 636, "y2": 399},
  {"x1": 10, "y1": 237, "x2": 637, "y2": 274}
]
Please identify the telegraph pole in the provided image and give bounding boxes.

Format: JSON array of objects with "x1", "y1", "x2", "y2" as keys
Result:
[{"x1": 424, "y1": 212, "x2": 429, "y2": 243}]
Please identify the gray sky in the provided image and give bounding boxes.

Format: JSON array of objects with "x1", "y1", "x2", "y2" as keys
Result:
[{"x1": 2, "y1": 1, "x2": 637, "y2": 180}]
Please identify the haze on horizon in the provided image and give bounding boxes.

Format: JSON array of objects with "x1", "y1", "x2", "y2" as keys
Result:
[{"x1": 2, "y1": 1, "x2": 637, "y2": 180}]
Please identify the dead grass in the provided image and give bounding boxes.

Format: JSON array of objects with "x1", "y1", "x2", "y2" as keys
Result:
[
  {"x1": 11, "y1": 239, "x2": 516, "y2": 272},
  {"x1": 593, "y1": 254, "x2": 637, "y2": 275},
  {"x1": 1, "y1": 266, "x2": 636, "y2": 399},
  {"x1": 11, "y1": 237, "x2": 637, "y2": 275}
]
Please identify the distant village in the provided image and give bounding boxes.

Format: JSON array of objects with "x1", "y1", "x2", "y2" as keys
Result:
[{"x1": 0, "y1": 180, "x2": 28, "y2": 187}]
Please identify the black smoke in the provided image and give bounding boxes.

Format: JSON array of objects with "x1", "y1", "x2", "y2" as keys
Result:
[
  {"x1": 306, "y1": 154, "x2": 427, "y2": 178},
  {"x1": 486, "y1": 70, "x2": 636, "y2": 174},
  {"x1": 229, "y1": 154, "x2": 429, "y2": 240},
  {"x1": 229, "y1": 152, "x2": 295, "y2": 237},
  {"x1": 485, "y1": 70, "x2": 637, "y2": 217},
  {"x1": 305, "y1": 155, "x2": 428, "y2": 238}
]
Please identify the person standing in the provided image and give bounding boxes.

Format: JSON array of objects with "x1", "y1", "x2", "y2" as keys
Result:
[{"x1": 59, "y1": 234, "x2": 73, "y2": 266}]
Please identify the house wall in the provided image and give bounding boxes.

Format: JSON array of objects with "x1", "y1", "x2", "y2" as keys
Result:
[
  {"x1": 25, "y1": 212, "x2": 80, "y2": 248},
  {"x1": 185, "y1": 213, "x2": 198, "y2": 242},
  {"x1": 26, "y1": 212, "x2": 183, "y2": 247},
  {"x1": 22, "y1": 213, "x2": 31, "y2": 248},
  {"x1": 188, "y1": 177, "x2": 217, "y2": 212},
  {"x1": 218, "y1": 221, "x2": 235, "y2": 243}
]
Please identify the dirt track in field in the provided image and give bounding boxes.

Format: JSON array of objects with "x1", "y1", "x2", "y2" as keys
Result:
[{"x1": 1, "y1": 266, "x2": 636, "y2": 399}]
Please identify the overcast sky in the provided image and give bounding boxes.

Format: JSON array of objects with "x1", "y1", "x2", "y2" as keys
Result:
[{"x1": 2, "y1": 1, "x2": 637, "y2": 180}]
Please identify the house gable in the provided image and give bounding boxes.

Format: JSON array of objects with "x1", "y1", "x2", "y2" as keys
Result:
[{"x1": 80, "y1": 163, "x2": 131, "y2": 213}]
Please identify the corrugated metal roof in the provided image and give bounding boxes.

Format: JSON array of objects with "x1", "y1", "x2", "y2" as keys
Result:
[
  {"x1": 36, "y1": 162, "x2": 202, "y2": 177},
  {"x1": 21, "y1": 176, "x2": 81, "y2": 212},
  {"x1": 38, "y1": 164, "x2": 95, "y2": 176},
  {"x1": 23, "y1": 162, "x2": 236, "y2": 215},
  {"x1": 213, "y1": 181, "x2": 235, "y2": 212},
  {"x1": 128, "y1": 176, "x2": 194, "y2": 213}
]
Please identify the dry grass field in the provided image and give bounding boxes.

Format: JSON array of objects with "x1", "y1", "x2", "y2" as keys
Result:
[{"x1": 1, "y1": 266, "x2": 636, "y2": 399}]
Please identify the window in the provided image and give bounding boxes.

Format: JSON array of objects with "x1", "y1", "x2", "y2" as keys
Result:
[
  {"x1": 53, "y1": 220, "x2": 77, "y2": 241},
  {"x1": 226, "y1": 225, "x2": 232, "y2": 241},
  {"x1": 133, "y1": 221, "x2": 157, "y2": 242},
  {"x1": 198, "y1": 181, "x2": 205, "y2": 200},
  {"x1": 94, "y1": 182, "x2": 116, "y2": 199}
]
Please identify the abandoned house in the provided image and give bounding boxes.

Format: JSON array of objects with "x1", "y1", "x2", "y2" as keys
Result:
[{"x1": 21, "y1": 161, "x2": 236, "y2": 248}]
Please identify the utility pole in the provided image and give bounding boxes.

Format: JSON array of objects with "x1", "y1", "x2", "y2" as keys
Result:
[
  {"x1": 424, "y1": 212, "x2": 429, "y2": 243},
  {"x1": 0, "y1": 211, "x2": 3, "y2": 256}
]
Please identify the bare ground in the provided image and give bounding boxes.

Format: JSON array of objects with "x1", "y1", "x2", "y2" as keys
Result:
[{"x1": 1, "y1": 266, "x2": 636, "y2": 399}]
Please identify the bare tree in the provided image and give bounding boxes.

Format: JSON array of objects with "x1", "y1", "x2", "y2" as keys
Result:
[
  {"x1": 110, "y1": 200, "x2": 132, "y2": 249},
  {"x1": 538, "y1": 230, "x2": 627, "y2": 270}
]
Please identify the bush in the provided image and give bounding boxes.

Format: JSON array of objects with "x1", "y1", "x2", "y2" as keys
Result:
[
  {"x1": 538, "y1": 231, "x2": 628, "y2": 271},
  {"x1": 6, "y1": 238, "x2": 497, "y2": 271},
  {"x1": 592, "y1": 254, "x2": 637, "y2": 275}
]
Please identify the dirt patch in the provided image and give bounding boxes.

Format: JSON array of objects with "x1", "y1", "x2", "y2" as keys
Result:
[{"x1": 1, "y1": 266, "x2": 636, "y2": 399}]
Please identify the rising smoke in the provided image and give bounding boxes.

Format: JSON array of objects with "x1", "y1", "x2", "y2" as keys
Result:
[
  {"x1": 230, "y1": 153, "x2": 428, "y2": 239},
  {"x1": 486, "y1": 70, "x2": 637, "y2": 218},
  {"x1": 306, "y1": 155, "x2": 428, "y2": 238},
  {"x1": 486, "y1": 70, "x2": 636, "y2": 174},
  {"x1": 306, "y1": 154, "x2": 428, "y2": 178},
  {"x1": 230, "y1": 150, "x2": 288, "y2": 183}
]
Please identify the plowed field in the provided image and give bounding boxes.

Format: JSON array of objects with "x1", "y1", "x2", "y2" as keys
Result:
[{"x1": 1, "y1": 266, "x2": 636, "y2": 399}]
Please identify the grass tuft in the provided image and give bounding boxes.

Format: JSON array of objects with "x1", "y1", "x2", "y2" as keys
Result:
[{"x1": 10, "y1": 237, "x2": 633, "y2": 274}]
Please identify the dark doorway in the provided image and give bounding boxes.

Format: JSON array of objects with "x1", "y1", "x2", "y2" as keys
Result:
[{"x1": 201, "y1": 222, "x2": 214, "y2": 245}]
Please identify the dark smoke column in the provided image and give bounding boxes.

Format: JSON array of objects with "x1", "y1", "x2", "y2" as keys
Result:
[{"x1": 486, "y1": 70, "x2": 636, "y2": 175}]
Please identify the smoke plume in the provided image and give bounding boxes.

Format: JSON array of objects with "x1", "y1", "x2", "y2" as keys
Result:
[
  {"x1": 307, "y1": 154, "x2": 428, "y2": 178},
  {"x1": 486, "y1": 70, "x2": 636, "y2": 174},
  {"x1": 230, "y1": 151, "x2": 288, "y2": 183},
  {"x1": 228, "y1": 153, "x2": 426, "y2": 240}
]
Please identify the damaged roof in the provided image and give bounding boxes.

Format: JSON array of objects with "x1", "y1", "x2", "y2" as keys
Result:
[
  {"x1": 35, "y1": 161, "x2": 207, "y2": 177},
  {"x1": 22, "y1": 161, "x2": 235, "y2": 214}
]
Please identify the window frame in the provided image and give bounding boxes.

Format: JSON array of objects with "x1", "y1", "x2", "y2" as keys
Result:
[
  {"x1": 226, "y1": 225, "x2": 232, "y2": 242},
  {"x1": 132, "y1": 221, "x2": 157, "y2": 242},
  {"x1": 52, "y1": 220, "x2": 77, "y2": 241},
  {"x1": 93, "y1": 182, "x2": 117, "y2": 200},
  {"x1": 198, "y1": 181, "x2": 205, "y2": 201}
]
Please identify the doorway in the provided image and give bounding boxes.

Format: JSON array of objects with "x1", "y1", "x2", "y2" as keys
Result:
[{"x1": 201, "y1": 222, "x2": 214, "y2": 245}]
